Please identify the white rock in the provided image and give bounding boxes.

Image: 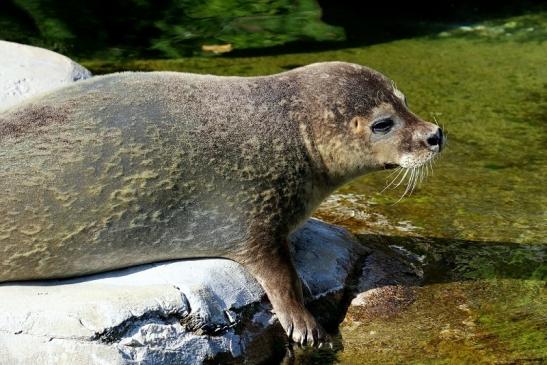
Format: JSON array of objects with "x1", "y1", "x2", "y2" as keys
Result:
[
  {"x1": 0, "y1": 41, "x2": 91, "y2": 110},
  {"x1": 0, "y1": 219, "x2": 360, "y2": 364}
]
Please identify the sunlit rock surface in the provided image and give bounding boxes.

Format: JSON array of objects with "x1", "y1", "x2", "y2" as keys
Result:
[
  {"x1": 0, "y1": 219, "x2": 363, "y2": 364},
  {"x1": 0, "y1": 40, "x2": 91, "y2": 110}
]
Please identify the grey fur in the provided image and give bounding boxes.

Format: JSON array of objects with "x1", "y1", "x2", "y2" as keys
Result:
[{"x1": 0, "y1": 62, "x2": 441, "y2": 345}]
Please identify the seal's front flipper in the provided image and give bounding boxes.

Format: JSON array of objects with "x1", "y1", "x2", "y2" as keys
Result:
[{"x1": 243, "y1": 239, "x2": 326, "y2": 346}]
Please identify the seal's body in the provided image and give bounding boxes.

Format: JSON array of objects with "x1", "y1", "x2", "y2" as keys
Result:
[
  {"x1": 0, "y1": 62, "x2": 443, "y2": 345},
  {"x1": 1, "y1": 70, "x2": 314, "y2": 278}
]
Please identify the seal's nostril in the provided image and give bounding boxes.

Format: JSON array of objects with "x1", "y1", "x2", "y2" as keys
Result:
[
  {"x1": 426, "y1": 134, "x2": 439, "y2": 146},
  {"x1": 427, "y1": 128, "x2": 443, "y2": 149}
]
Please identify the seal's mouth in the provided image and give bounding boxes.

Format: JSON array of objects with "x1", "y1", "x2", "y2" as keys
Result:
[{"x1": 384, "y1": 163, "x2": 399, "y2": 170}]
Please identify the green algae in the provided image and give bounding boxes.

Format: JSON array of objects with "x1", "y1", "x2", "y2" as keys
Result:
[
  {"x1": 82, "y1": 12, "x2": 546, "y2": 364},
  {"x1": 336, "y1": 280, "x2": 546, "y2": 365}
]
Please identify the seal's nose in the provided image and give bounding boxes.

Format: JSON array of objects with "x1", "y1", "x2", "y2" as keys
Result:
[{"x1": 426, "y1": 128, "x2": 443, "y2": 151}]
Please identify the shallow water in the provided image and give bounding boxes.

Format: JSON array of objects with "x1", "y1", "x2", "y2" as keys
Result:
[{"x1": 84, "y1": 13, "x2": 546, "y2": 364}]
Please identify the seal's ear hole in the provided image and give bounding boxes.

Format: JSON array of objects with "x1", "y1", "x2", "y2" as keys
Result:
[{"x1": 350, "y1": 116, "x2": 366, "y2": 134}]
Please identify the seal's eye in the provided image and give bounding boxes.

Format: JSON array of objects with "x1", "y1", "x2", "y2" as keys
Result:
[{"x1": 371, "y1": 118, "x2": 394, "y2": 134}]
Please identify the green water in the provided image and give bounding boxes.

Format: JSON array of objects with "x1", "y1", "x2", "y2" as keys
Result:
[{"x1": 83, "y1": 13, "x2": 546, "y2": 364}]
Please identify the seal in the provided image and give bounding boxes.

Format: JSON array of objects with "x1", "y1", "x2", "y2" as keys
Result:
[{"x1": 0, "y1": 62, "x2": 443, "y2": 345}]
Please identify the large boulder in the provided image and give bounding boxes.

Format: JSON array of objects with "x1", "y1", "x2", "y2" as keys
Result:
[
  {"x1": 0, "y1": 219, "x2": 364, "y2": 364},
  {"x1": 0, "y1": 41, "x2": 91, "y2": 110}
]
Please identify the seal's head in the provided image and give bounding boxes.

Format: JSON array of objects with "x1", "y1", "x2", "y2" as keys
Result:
[{"x1": 296, "y1": 62, "x2": 444, "y2": 185}]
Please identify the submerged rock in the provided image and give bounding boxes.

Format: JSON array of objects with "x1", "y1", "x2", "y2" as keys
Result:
[
  {"x1": 0, "y1": 41, "x2": 91, "y2": 110},
  {"x1": 0, "y1": 219, "x2": 363, "y2": 364},
  {"x1": 345, "y1": 239, "x2": 423, "y2": 322}
]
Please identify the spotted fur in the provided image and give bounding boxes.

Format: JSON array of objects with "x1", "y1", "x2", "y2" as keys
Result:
[{"x1": 0, "y1": 62, "x2": 441, "y2": 345}]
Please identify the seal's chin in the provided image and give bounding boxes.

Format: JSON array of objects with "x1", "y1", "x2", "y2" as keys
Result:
[{"x1": 383, "y1": 163, "x2": 399, "y2": 170}]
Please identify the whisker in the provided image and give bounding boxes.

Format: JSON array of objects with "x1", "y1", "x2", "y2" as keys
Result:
[
  {"x1": 385, "y1": 166, "x2": 402, "y2": 179},
  {"x1": 385, "y1": 149, "x2": 441, "y2": 204},
  {"x1": 393, "y1": 168, "x2": 410, "y2": 188},
  {"x1": 415, "y1": 165, "x2": 424, "y2": 188},
  {"x1": 406, "y1": 169, "x2": 415, "y2": 197},
  {"x1": 409, "y1": 167, "x2": 419, "y2": 195},
  {"x1": 381, "y1": 167, "x2": 404, "y2": 192},
  {"x1": 411, "y1": 167, "x2": 421, "y2": 194},
  {"x1": 419, "y1": 165, "x2": 425, "y2": 185},
  {"x1": 392, "y1": 168, "x2": 414, "y2": 205},
  {"x1": 403, "y1": 168, "x2": 415, "y2": 196}
]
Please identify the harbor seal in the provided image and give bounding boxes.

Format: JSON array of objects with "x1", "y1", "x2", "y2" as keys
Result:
[{"x1": 0, "y1": 62, "x2": 443, "y2": 345}]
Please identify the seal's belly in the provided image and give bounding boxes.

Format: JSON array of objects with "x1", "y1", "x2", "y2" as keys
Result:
[
  {"x1": 0, "y1": 169, "x2": 247, "y2": 281},
  {"x1": 0, "y1": 114, "x2": 248, "y2": 281}
]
